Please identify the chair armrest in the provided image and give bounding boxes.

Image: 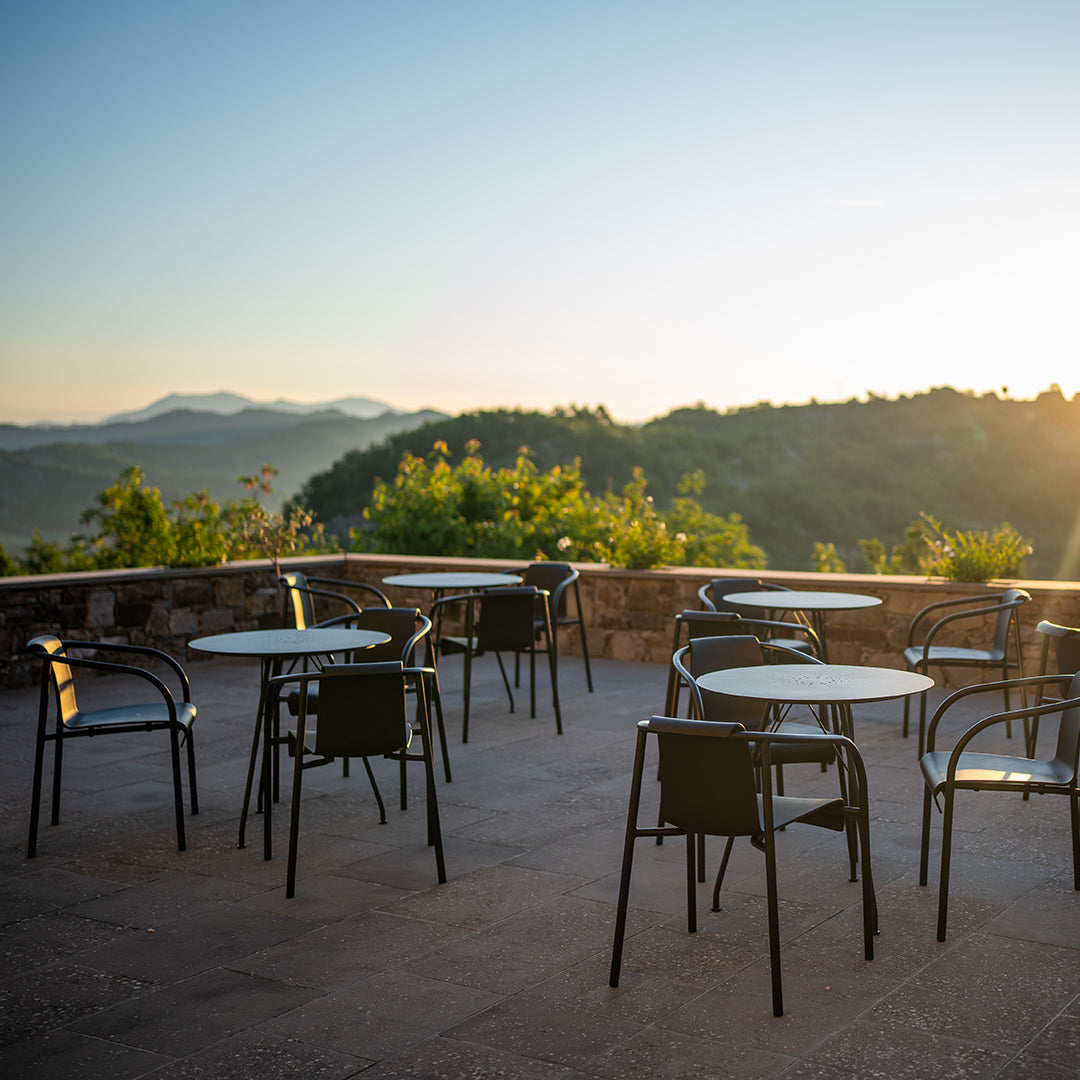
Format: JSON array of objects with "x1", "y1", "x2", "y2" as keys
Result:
[
  {"x1": 914, "y1": 597, "x2": 1022, "y2": 655},
  {"x1": 923, "y1": 673, "x2": 1074, "y2": 752},
  {"x1": 697, "y1": 583, "x2": 717, "y2": 612},
  {"x1": 59, "y1": 639, "x2": 191, "y2": 702},
  {"x1": 907, "y1": 594, "x2": 1013, "y2": 646},
  {"x1": 308, "y1": 577, "x2": 391, "y2": 609},
  {"x1": 40, "y1": 649, "x2": 181, "y2": 722}
]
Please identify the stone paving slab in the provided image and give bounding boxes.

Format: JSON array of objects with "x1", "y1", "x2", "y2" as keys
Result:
[{"x1": 0, "y1": 651, "x2": 1078, "y2": 1078}]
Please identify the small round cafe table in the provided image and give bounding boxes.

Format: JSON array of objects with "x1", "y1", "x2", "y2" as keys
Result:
[
  {"x1": 189, "y1": 627, "x2": 390, "y2": 859},
  {"x1": 722, "y1": 590, "x2": 882, "y2": 663}
]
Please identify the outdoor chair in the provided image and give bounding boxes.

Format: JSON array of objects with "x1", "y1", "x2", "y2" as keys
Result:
[
  {"x1": 665, "y1": 609, "x2": 821, "y2": 717},
  {"x1": 670, "y1": 635, "x2": 851, "y2": 884},
  {"x1": 25, "y1": 635, "x2": 198, "y2": 857},
  {"x1": 281, "y1": 607, "x2": 452, "y2": 788},
  {"x1": 268, "y1": 661, "x2": 446, "y2": 897},
  {"x1": 280, "y1": 571, "x2": 390, "y2": 629},
  {"x1": 1030, "y1": 620, "x2": 1080, "y2": 754},
  {"x1": 514, "y1": 561, "x2": 592, "y2": 692},
  {"x1": 610, "y1": 715, "x2": 875, "y2": 1017},
  {"x1": 918, "y1": 672, "x2": 1080, "y2": 941},
  {"x1": 433, "y1": 586, "x2": 561, "y2": 742},
  {"x1": 698, "y1": 577, "x2": 794, "y2": 616},
  {"x1": 902, "y1": 587, "x2": 1031, "y2": 756}
]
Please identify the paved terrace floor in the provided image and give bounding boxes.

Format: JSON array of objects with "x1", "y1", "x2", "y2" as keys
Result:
[{"x1": 1, "y1": 651, "x2": 1078, "y2": 1079}]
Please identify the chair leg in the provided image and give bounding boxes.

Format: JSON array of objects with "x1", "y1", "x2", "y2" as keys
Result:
[
  {"x1": 168, "y1": 724, "x2": 187, "y2": 852},
  {"x1": 902, "y1": 694, "x2": 910, "y2": 739},
  {"x1": 578, "y1": 619, "x2": 594, "y2": 692},
  {"x1": 547, "y1": 638, "x2": 562, "y2": 735},
  {"x1": 610, "y1": 727, "x2": 648, "y2": 987},
  {"x1": 1070, "y1": 789, "x2": 1080, "y2": 891},
  {"x1": 27, "y1": 733, "x2": 48, "y2": 859},
  {"x1": 51, "y1": 725, "x2": 64, "y2": 826},
  {"x1": 711, "y1": 835, "x2": 736, "y2": 911},
  {"x1": 427, "y1": 670, "x2": 452, "y2": 782},
  {"x1": 417, "y1": 681, "x2": 447, "y2": 883},
  {"x1": 494, "y1": 651, "x2": 515, "y2": 713},
  {"x1": 285, "y1": 745, "x2": 306, "y2": 898},
  {"x1": 686, "y1": 833, "x2": 697, "y2": 933},
  {"x1": 917, "y1": 691, "x2": 928, "y2": 758},
  {"x1": 936, "y1": 788, "x2": 956, "y2": 942},
  {"x1": 529, "y1": 642, "x2": 537, "y2": 717},
  {"x1": 360, "y1": 756, "x2": 387, "y2": 822},
  {"x1": 763, "y1": 829, "x2": 784, "y2": 1017},
  {"x1": 697, "y1": 832, "x2": 706, "y2": 882},
  {"x1": 185, "y1": 731, "x2": 199, "y2": 815},
  {"x1": 918, "y1": 786, "x2": 934, "y2": 887}
]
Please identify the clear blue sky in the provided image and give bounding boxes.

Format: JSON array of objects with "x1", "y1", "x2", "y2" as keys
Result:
[{"x1": 2, "y1": 1, "x2": 1077, "y2": 424}]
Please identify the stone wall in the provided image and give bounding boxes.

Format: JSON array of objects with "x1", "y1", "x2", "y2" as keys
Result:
[{"x1": 3, "y1": 553, "x2": 1079, "y2": 689}]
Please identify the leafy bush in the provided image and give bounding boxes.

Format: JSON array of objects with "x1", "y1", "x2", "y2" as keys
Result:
[{"x1": 921, "y1": 513, "x2": 1031, "y2": 582}]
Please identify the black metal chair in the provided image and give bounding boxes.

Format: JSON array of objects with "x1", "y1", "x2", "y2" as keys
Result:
[
  {"x1": 280, "y1": 571, "x2": 390, "y2": 629},
  {"x1": 664, "y1": 609, "x2": 821, "y2": 717},
  {"x1": 610, "y1": 715, "x2": 875, "y2": 1017},
  {"x1": 1031, "y1": 620, "x2": 1080, "y2": 755},
  {"x1": 269, "y1": 661, "x2": 446, "y2": 898},
  {"x1": 433, "y1": 586, "x2": 561, "y2": 742},
  {"x1": 25, "y1": 635, "x2": 198, "y2": 857},
  {"x1": 698, "y1": 577, "x2": 794, "y2": 616},
  {"x1": 918, "y1": 672, "x2": 1080, "y2": 941},
  {"x1": 902, "y1": 588, "x2": 1031, "y2": 756},
  {"x1": 670, "y1": 635, "x2": 850, "y2": 884},
  {"x1": 281, "y1": 607, "x2": 452, "y2": 788},
  {"x1": 515, "y1": 562, "x2": 592, "y2": 692}
]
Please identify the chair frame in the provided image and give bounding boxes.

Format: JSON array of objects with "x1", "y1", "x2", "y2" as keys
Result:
[
  {"x1": 268, "y1": 661, "x2": 447, "y2": 898},
  {"x1": 26, "y1": 636, "x2": 198, "y2": 857},
  {"x1": 610, "y1": 716, "x2": 875, "y2": 1017},
  {"x1": 280, "y1": 572, "x2": 391, "y2": 630},
  {"x1": 1031, "y1": 620, "x2": 1080, "y2": 755},
  {"x1": 918, "y1": 672, "x2": 1080, "y2": 941},
  {"x1": 514, "y1": 562, "x2": 593, "y2": 692},
  {"x1": 665, "y1": 609, "x2": 821, "y2": 717},
  {"x1": 902, "y1": 588, "x2": 1031, "y2": 757},
  {"x1": 432, "y1": 586, "x2": 561, "y2": 743}
]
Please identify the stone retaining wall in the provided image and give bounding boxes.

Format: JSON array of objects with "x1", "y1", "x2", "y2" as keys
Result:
[{"x1": 3, "y1": 553, "x2": 1079, "y2": 689}]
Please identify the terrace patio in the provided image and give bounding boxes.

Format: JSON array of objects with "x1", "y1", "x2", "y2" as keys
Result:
[{"x1": 1, "y1": 644, "x2": 1078, "y2": 1079}]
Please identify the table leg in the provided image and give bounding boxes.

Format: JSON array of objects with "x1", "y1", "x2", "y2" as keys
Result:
[{"x1": 238, "y1": 656, "x2": 272, "y2": 850}]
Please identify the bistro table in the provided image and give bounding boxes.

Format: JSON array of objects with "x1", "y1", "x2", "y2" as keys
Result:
[
  {"x1": 696, "y1": 663, "x2": 933, "y2": 743},
  {"x1": 189, "y1": 627, "x2": 390, "y2": 859},
  {"x1": 698, "y1": 663, "x2": 933, "y2": 878},
  {"x1": 382, "y1": 571, "x2": 522, "y2": 660},
  {"x1": 722, "y1": 590, "x2": 882, "y2": 663}
]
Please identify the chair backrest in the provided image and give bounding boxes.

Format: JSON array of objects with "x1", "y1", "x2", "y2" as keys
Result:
[
  {"x1": 348, "y1": 607, "x2": 429, "y2": 664},
  {"x1": 476, "y1": 588, "x2": 545, "y2": 651},
  {"x1": 27, "y1": 635, "x2": 79, "y2": 723},
  {"x1": 1052, "y1": 672, "x2": 1080, "y2": 771},
  {"x1": 993, "y1": 588, "x2": 1031, "y2": 653},
  {"x1": 684, "y1": 635, "x2": 767, "y2": 727},
  {"x1": 522, "y1": 562, "x2": 576, "y2": 618},
  {"x1": 280, "y1": 572, "x2": 316, "y2": 629},
  {"x1": 702, "y1": 578, "x2": 789, "y2": 615},
  {"x1": 296, "y1": 662, "x2": 411, "y2": 759},
  {"x1": 1037, "y1": 621, "x2": 1080, "y2": 677},
  {"x1": 649, "y1": 717, "x2": 762, "y2": 837}
]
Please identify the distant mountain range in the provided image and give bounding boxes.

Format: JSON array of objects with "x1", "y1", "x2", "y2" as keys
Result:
[{"x1": 0, "y1": 394, "x2": 446, "y2": 554}]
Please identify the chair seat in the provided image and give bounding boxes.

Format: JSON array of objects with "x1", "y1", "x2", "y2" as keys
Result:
[
  {"x1": 904, "y1": 646, "x2": 1005, "y2": 667},
  {"x1": 921, "y1": 750, "x2": 1072, "y2": 792},
  {"x1": 768, "y1": 637, "x2": 815, "y2": 655},
  {"x1": 766, "y1": 794, "x2": 848, "y2": 832},
  {"x1": 289, "y1": 722, "x2": 411, "y2": 757},
  {"x1": 67, "y1": 701, "x2": 197, "y2": 731}
]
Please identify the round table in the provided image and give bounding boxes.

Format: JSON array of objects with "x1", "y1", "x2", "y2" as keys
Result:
[
  {"x1": 382, "y1": 571, "x2": 522, "y2": 593},
  {"x1": 696, "y1": 664, "x2": 933, "y2": 740},
  {"x1": 722, "y1": 590, "x2": 882, "y2": 663},
  {"x1": 189, "y1": 627, "x2": 391, "y2": 858}
]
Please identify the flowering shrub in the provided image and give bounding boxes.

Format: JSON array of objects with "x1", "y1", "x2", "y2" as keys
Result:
[
  {"x1": 921, "y1": 513, "x2": 1031, "y2": 583},
  {"x1": 357, "y1": 443, "x2": 764, "y2": 570}
]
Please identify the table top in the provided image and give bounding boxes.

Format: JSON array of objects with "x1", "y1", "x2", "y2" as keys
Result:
[
  {"x1": 382, "y1": 571, "x2": 522, "y2": 590},
  {"x1": 188, "y1": 627, "x2": 390, "y2": 658},
  {"x1": 697, "y1": 664, "x2": 933, "y2": 705},
  {"x1": 722, "y1": 590, "x2": 883, "y2": 613}
]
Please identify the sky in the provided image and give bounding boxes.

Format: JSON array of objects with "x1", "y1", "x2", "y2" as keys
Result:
[{"x1": 1, "y1": 1, "x2": 1078, "y2": 426}]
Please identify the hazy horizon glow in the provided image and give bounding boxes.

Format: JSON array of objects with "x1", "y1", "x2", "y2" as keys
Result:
[{"x1": 2, "y1": 2, "x2": 1078, "y2": 426}]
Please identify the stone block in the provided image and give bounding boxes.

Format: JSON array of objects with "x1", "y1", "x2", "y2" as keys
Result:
[
  {"x1": 86, "y1": 590, "x2": 115, "y2": 630},
  {"x1": 201, "y1": 607, "x2": 235, "y2": 633},
  {"x1": 169, "y1": 609, "x2": 200, "y2": 636}
]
